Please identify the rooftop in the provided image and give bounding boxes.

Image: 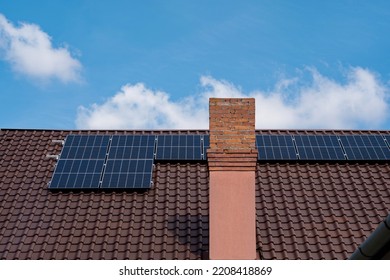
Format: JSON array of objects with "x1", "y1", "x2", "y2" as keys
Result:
[{"x1": 1, "y1": 128, "x2": 389, "y2": 259}]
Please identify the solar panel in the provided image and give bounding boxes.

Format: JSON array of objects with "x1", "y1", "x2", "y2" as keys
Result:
[
  {"x1": 339, "y1": 135, "x2": 390, "y2": 160},
  {"x1": 155, "y1": 135, "x2": 203, "y2": 160},
  {"x1": 294, "y1": 135, "x2": 345, "y2": 160},
  {"x1": 49, "y1": 159, "x2": 105, "y2": 189},
  {"x1": 101, "y1": 159, "x2": 154, "y2": 190},
  {"x1": 59, "y1": 135, "x2": 110, "y2": 159},
  {"x1": 384, "y1": 135, "x2": 390, "y2": 149},
  {"x1": 101, "y1": 135, "x2": 155, "y2": 189},
  {"x1": 256, "y1": 135, "x2": 297, "y2": 160},
  {"x1": 203, "y1": 135, "x2": 210, "y2": 160},
  {"x1": 49, "y1": 135, "x2": 110, "y2": 190}
]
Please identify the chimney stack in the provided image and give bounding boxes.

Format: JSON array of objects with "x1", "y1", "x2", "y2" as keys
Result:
[{"x1": 208, "y1": 98, "x2": 258, "y2": 260}]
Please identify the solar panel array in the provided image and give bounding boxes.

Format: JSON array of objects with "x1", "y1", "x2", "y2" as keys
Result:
[
  {"x1": 50, "y1": 133, "x2": 390, "y2": 190},
  {"x1": 49, "y1": 134, "x2": 209, "y2": 190},
  {"x1": 256, "y1": 134, "x2": 390, "y2": 161}
]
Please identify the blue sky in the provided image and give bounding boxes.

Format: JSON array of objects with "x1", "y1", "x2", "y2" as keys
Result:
[{"x1": 1, "y1": 1, "x2": 390, "y2": 129}]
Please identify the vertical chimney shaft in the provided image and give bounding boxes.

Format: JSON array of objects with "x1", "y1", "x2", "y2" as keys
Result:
[{"x1": 208, "y1": 98, "x2": 258, "y2": 260}]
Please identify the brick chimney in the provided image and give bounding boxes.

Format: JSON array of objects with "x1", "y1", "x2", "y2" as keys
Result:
[{"x1": 207, "y1": 98, "x2": 258, "y2": 260}]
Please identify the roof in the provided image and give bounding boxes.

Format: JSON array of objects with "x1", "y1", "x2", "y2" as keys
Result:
[
  {"x1": 256, "y1": 161, "x2": 389, "y2": 259},
  {"x1": 1, "y1": 128, "x2": 390, "y2": 259},
  {"x1": 349, "y1": 212, "x2": 390, "y2": 259}
]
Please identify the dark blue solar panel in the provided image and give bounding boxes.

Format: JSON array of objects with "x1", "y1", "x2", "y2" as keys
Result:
[
  {"x1": 384, "y1": 135, "x2": 390, "y2": 148},
  {"x1": 156, "y1": 135, "x2": 203, "y2": 160},
  {"x1": 256, "y1": 135, "x2": 297, "y2": 160},
  {"x1": 59, "y1": 135, "x2": 110, "y2": 160},
  {"x1": 203, "y1": 135, "x2": 210, "y2": 160},
  {"x1": 49, "y1": 135, "x2": 110, "y2": 190},
  {"x1": 101, "y1": 135, "x2": 155, "y2": 189},
  {"x1": 339, "y1": 135, "x2": 390, "y2": 160},
  {"x1": 101, "y1": 159, "x2": 154, "y2": 189},
  {"x1": 49, "y1": 159, "x2": 105, "y2": 189},
  {"x1": 294, "y1": 135, "x2": 345, "y2": 160},
  {"x1": 111, "y1": 134, "x2": 155, "y2": 147}
]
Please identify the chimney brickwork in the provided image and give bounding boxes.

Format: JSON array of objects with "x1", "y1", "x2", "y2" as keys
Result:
[
  {"x1": 208, "y1": 98, "x2": 258, "y2": 260},
  {"x1": 208, "y1": 98, "x2": 258, "y2": 171}
]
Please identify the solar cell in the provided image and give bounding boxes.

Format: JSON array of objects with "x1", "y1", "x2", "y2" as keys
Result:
[
  {"x1": 294, "y1": 135, "x2": 345, "y2": 160},
  {"x1": 339, "y1": 135, "x2": 390, "y2": 160},
  {"x1": 156, "y1": 135, "x2": 203, "y2": 160},
  {"x1": 256, "y1": 135, "x2": 297, "y2": 160}
]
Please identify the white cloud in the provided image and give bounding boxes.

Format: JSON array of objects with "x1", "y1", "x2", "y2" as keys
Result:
[
  {"x1": 254, "y1": 67, "x2": 388, "y2": 129},
  {"x1": 0, "y1": 14, "x2": 81, "y2": 83},
  {"x1": 76, "y1": 67, "x2": 389, "y2": 130},
  {"x1": 76, "y1": 83, "x2": 209, "y2": 129}
]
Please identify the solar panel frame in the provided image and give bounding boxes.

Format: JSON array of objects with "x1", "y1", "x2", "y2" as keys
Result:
[
  {"x1": 155, "y1": 135, "x2": 203, "y2": 161},
  {"x1": 339, "y1": 135, "x2": 390, "y2": 160},
  {"x1": 294, "y1": 135, "x2": 345, "y2": 160},
  {"x1": 256, "y1": 135, "x2": 298, "y2": 160}
]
